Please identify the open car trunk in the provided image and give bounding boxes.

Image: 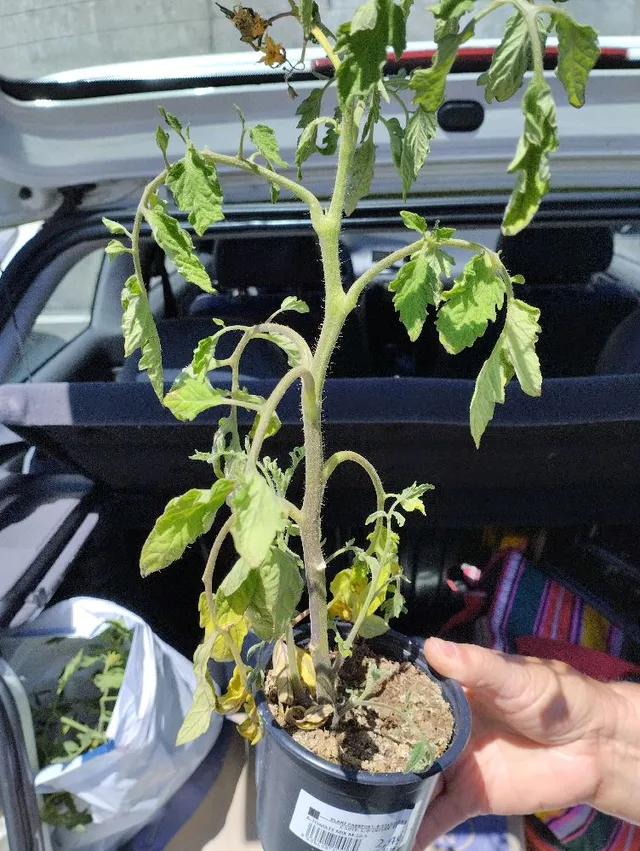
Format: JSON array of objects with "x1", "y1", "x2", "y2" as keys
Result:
[{"x1": 2, "y1": 200, "x2": 640, "y2": 849}]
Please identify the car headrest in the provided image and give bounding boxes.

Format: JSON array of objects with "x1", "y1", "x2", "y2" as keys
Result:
[
  {"x1": 213, "y1": 235, "x2": 323, "y2": 292},
  {"x1": 496, "y1": 226, "x2": 614, "y2": 287}
]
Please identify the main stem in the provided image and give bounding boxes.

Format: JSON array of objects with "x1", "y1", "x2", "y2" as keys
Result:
[{"x1": 299, "y1": 94, "x2": 360, "y2": 702}]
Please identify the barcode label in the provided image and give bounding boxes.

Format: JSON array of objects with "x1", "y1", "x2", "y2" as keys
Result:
[
  {"x1": 289, "y1": 789, "x2": 414, "y2": 851},
  {"x1": 305, "y1": 822, "x2": 363, "y2": 850}
]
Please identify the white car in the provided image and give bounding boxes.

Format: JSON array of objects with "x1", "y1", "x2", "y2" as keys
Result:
[{"x1": 1, "y1": 8, "x2": 640, "y2": 849}]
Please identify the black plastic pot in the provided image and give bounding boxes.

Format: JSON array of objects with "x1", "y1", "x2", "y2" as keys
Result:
[{"x1": 255, "y1": 628, "x2": 471, "y2": 851}]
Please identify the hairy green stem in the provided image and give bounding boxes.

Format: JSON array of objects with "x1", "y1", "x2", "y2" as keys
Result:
[
  {"x1": 323, "y1": 450, "x2": 386, "y2": 550},
  {"x1": 346, "y1": 238, "x2": 424, "y2": 309},
  {"x1": 202, "y1": 150, "x2": 322, "y2": 216},
  {"x1": 299, "y1": 373, "x2": 333, "y2": 701},
  {"x1": 248, "y1": 365, "x2": 314, "y2": 465},
  {"x1": 202, "y1": 516, "x2": 234, "y2": 624}
]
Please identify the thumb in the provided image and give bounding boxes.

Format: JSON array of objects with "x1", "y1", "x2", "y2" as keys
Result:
[
  {"x1": 412, "y1": 787, "x2": 473, "y2": 850},
  {"x1": 424, "y1": 638, "x2": 541, "y2": 709}
]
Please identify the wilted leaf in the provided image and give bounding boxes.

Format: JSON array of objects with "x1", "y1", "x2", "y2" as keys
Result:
[
  {"x1": 166, "y1": 143, "x2": 225, "y2": 236},
  {"x1": 143, "y1": 197, "x2": 213, "y2": 292},
  {"x1": 553, "y1": 13, "x2": 599, "y2": 108},
  {"x1": 250, "y1": 124, "x2": 288, "y2": 168},
  {"x1": 502, "y1": 78, "x2": 559, "y2": 235},
  {"x1": 405, "y1": 738, "x2": 436, "y2": 772},
  {"x1": 478, "y1": 12, "x2": 547, "y2": 103},
  {"x1": 287, "y1": 703, "x2": 333, "y2": 730},
  {"x1": 470, "y1": 298, "x2": 541, "y2": 447},
  {"x1": 176, "y1": 637, "x2": 218, "y2": 745},
  {"x1": 231, "y1": 473, "x2": 286, "y2": 568},
  {"x1": 389, "y1": 250, "x2": 442, "y2": 341},
  {"x1": 401, "y1": 107, "x2": 437, "y2": 198},
  {"x1": 436, "y1": 252, "x2": 506, "y2": 354},
  {"x1": 245, "y1": 548, "x2": 304, "y2": 640},
  {"x1": 121, "y1": 274, "x2": 163, "y2": 400},
  {"x1": 164, "y1": 374, "x2": 232, "y2": 421},
  {"x1": 218, "y1": 665, "x2": 249, "y2": 713},
  {"x1": 140, "y1": 479, "x2": 233, "y2": 575},
  {"x1": 344, "y1": 134, "x2": 376, "y2": 216}
]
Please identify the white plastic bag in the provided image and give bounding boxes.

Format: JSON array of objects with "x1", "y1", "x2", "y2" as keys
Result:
[{"x1": 0, "y1": 597, "x2": 223, "y2": 851}]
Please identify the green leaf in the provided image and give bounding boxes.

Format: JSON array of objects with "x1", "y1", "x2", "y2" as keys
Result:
[
  {"x1": 105, "y1": 239, "x2": 130, "y2": 259},
  {"x1": 336, "y1": 0, "x2": 409, "y2": 103},
  {"x1": 219, "y1": 557, "x2": 254, "y2": 598},
  {"x1": 553, "y1": 14, "x2": 599, "y2": 108},
  {"x1": 470, "y1": 340, "x2": 513, "y2": 449},
  {"x1": 478, "y1": 12, "x2": 545, "y2": 103},
  {"x1": 502, "y1": 78, "x2": 559, "y2": 236},
  {"x1": 382, "y1": 116, "x2": 404, "y2": 171},
  {"x1": 470, "y1": 298, "x2": 541, "y2": 447},
  {"x1": 295, "y1": 122, "x2": 319, "y2": 177},
  {"x1": 249, "y1": 408, "x2": 282, "y2": 440},
  {"x1": 345, "y1": 134, "x2": 375, "y2": 216},
  {"x1": 429, "y1": 0, "x2": 474, "y2": 20},
  {"x1": 396, "y1": 482, "x2": 434, "y2": 513},
  {"x1": 257, "y1": 330, "x2": 302, "y2": 368},
  {"x1": 358, "y1": 614, "x2": 389, "y2": 639},
  {"x1": 191, "y1": 336, "x2": 221, "y2": 378},
  {"x1": 166, "y1": 143, "x2": 225, "y2": 237},
  {"x1": 156, "y1": 126, "x2": 170, "y2": 160},
  {"x1": 409, "y1": 19, "x2": 475, "y2": 111},
  {"x1": 405, "y1": 738, "x2": 436, "y2": 773},
  {"x1": 401, "y1": 107, "x2": 437, "y2": 198},
  {"x1": 57, "y1": 650, "x2": 85, "y2": 696},
  {"x1": 503, "y1": 298, "x2": 542, "y2": 396},
  {"x1": 140, "y1": 479, "x2": 233, "y2": 575},
  {"x1": 296, "y1": 88, "x2": 323, "y2": 129},
  {"x1": 121, "y1": 274, "x2": 163, "y2": 400},
  {"x1": 400, "y1": 210, "x2": 427, "y2": 234},
  {"x1": 280, "y1": 296, "x2": 310, "y2": 314},
  {"x1": 436, "y1": 253, "x2": 506, "y2": 354},
  {"x1": 159, "y1": 106, "x2": 185, "y2": 139},
  {"x1": 250, "y1": 124, "x2": 288, "y2": 169},
  {"x1": 102, "y1": 217, "x2": 128, "y2": 236},
  {"x1": 231, "y1": 472, "x2": 286, "y2": 568},
  {"x1": 176, "y1": 638, "x2": 218, "y2": 745},
  {"x1": 143, "y1": 198, "x2": 213, "y2": 292},
  {"x1": 299, "y1": 0, "x2": 313, "y2": 35},
  {"x1": 164, "y1": 374, "x2": 231, "y2": 421},
  {"x1": 246, "y1": 548, "x2": 304, "y2": 640},
  {"x1": 390, "y1": 245, "x2": 452, "y2": 341}
]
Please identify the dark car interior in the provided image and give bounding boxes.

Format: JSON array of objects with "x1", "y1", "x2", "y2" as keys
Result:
[{"x1": 1, "y1": 207, "x2": 640, "y2": 662}]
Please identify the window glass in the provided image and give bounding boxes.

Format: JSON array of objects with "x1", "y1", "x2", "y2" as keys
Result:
[
  {"x1": 7, "y1": 247, "x2": 104, "y2": 381},
  {"x1": 0, "y1": 0, "x2": 636, "y2": 81}
]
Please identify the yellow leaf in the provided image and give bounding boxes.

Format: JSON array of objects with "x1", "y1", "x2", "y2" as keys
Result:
[
  {"x1": 211, "y1": 616, "x2": 248, "y2": 663},
  {"x1": 296, "y1": 647, "x2": 316, "y2": 696},
  {"x1": 218, "y1": 665, "x2": 248, "y2": 714},
  {"x1": 237, "y1": 695, "x2": 262, "y2": 744},
  {"x1": 272, "y1": 638, "x2": 294, "y2": 706},
  {"x1": 286, "y1": 703, "x2": 333, "y2": 730}
]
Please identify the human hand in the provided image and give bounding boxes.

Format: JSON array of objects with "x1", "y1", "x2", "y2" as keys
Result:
[{"x1": 414, "y1": 638, "x2": 629, "y2": 849}]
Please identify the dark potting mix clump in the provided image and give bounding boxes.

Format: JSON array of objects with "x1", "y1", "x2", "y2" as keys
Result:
[{"x1": 265, "y1": 642, "x2": 454, "y2": 774}]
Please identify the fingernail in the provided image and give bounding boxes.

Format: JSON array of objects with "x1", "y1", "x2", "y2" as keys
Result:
[{"x1": 427, "y1": 637, "x2": 459, "y2": 658}]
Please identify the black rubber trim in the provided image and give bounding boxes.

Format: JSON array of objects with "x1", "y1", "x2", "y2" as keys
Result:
[
  {"x1": 0, "y1": 672, "x2": 46, "y2": 851},
  {"x1": 0, "y1": 474, "x2": 94, "y2": 629},
  {"x1": 1, "y1": 51, "x2": 637, "y2": 102}
]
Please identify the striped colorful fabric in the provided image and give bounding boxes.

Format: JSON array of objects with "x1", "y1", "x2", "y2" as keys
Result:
[{"x1": 487, "y1": 549, "x2": 640, "y2": 851}]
